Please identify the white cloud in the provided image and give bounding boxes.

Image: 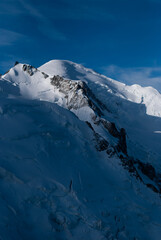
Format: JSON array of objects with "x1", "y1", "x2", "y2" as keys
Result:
[
  {"x1": 0, "y1": 28, "x2": 24, "y2": 46},
  {"x1": 102, "y1": 65, "x2": 161, "y2": 92}
]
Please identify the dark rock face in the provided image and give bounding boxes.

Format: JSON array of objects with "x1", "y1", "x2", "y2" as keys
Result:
[
  {"x1": 42, "y1": 72, "x2": 49, "y2": 79},
  {"x1": 14, "y1": 61, "x2": 19, "y2": 66},
  {"x1": 78, "y1": 81, "x2": 108, "y2": 116},
  {"x1": 94, "y1": 119, "x2": 127, "y2": 155},
  {"x1": 51, "y1": 75, "x2": 64, "y2": 87},
  {"x1": 22, "y1": 64, "x2": 36, "y2": 76},
  {"x1": 121, "y1": 156, "x2": 161, "y2": 194},
  {"x1": 22, "y1": 64, "x2": 27, "y2": 71},
  {"x1": 101, "y1": 120, "x2": 120, "y2": 138},
  {"x1": 138, "y1": 162, "x2": 156, "y2": 180},
  {"x1": 50, "y1": 75, "x2": 107, "y2": 116},
  {"x1": 121, "y1": 157, "x2": 142, "y2": 180},
  {"x1": 146, "y1": 184, "x2": 159, "y2": 193},
  {"x1": 117, "y1": 128, "x2": 127, "y2": 155},
  {"x1": 94, "y1": 133, "x2": 109, "y2": 152},
  {"x1": 22, "y1": 64, "x2": 49, "y2": 79},
  {"x1": 86, "y1": 121, "x2": 109, "y2": 152}
]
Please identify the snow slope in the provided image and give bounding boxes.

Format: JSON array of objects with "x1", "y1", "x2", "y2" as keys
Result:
[
  {"x1": 40, "y1": 60, "x2": 161, "y2": 169},
  {"x1": 1, "y1": 61, "x2": 161, "y2": 169},
  {"x1": 0, "y1": 60, "x2": 161, "y2": 239},
  {"x1": 2, "y1": 61, "x2": 161, "y2": 169},
  {"x1": 39, "y1": 60, "x2": 161, "y2": 118}
]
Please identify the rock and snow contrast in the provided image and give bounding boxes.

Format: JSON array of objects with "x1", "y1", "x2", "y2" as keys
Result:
[{"x1": 0, "y1": 60, "x2": 161, "y2": 239}]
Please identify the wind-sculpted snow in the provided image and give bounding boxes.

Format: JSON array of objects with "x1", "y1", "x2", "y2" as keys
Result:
[{"x1": 1, "y1": 60, "x2": 161, "y2": 239}]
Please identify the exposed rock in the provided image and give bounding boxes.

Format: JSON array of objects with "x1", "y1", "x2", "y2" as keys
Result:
[
  {"x1": 117, "y1": 128, "x2": 127, "y2": 155},
  {"x1": 99, "y1": 119, "x2": 127, "y2": 155},
  {"x1": 120, "y1": 156, "x2": 161, "y2": 194},
  {"x1": 51, "y1": 75, "x2": 63, "y2": 87},
  {"x1": 137, "y1": 162, "x2": 156, "y2": 180},
  {"x1": 101, "y1": 120, "x2": 120, "y2": 138},
  {"x1": 50, "y1": 75, "x2": 161, "y2": 196},
  {"x1": 42, "y1": 72, "x2": 49, "y2": 79},
  {"x1": 14, "y1": 61, "x2": 19, "y2": 66},
  {"x1": 94, "y1": 133, "x2": 109, "y2": 151},
  {"x1": 121, "y1": 157, "x2": 142, "y2": 180},
  {"x1": 146, "y1": 184, "x2": 159, "y2": 193},
  {"x1": 22, "y1": 64, "x2": 27, "y2": 71},
  {"x1": 22, "y1": 64, "x2": 36, "y2": 76},
  {"x1": 85, "y1": 121, "x2": 94, "y2": 130},
  {"x1": 50, "y1": 75, "x2": 106, "y2": 115}
]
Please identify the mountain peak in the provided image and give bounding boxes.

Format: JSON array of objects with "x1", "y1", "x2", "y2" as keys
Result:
[
  {"x1": 1, "y1": 59, "x2": 161, "y2": 239},
  {"x1": 39, "y1": 59, "x2": 93, "y2": 80}
]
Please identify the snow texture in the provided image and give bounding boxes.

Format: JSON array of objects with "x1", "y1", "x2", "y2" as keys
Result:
[{"x1": 0, "y1": 60, "x2": 161, "y2": 239}]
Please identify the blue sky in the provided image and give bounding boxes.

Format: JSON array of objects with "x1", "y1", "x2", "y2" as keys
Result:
[{"x1": 0, "y1": 0, "x2": 161, "y2": 90}]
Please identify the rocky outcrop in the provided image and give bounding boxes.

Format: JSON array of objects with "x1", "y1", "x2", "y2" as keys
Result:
[
  {"x1": 137, "y1": 162, "x2": 156, "y2": 180},
  {"x1": 41, "y1": 72, "x2": 49, "y2": 79},
  {"x1": 14, "y1": 61, "x2": 19, "y2": 66},
  {"x1": 50, "y1": 75, "x2": 107, "y2": 116},
  {"x1": 101, "y1": 120, "x2": 127, "y2": 154},
  {"x1": 50, "y1": 75, "x2": 161, "y2": 195},
  {"x1": 92, "y1": 118, "x2": 127, "y2": 155},
  {"x1": 22, "y1": 64, "x2": 49, "y2": 80},
  {"x1": 120, "y1": 156, "x2": 161, "y2": 194},
  {"x1": 22, "y1": 64, "x2": 36, "y2": 76}
]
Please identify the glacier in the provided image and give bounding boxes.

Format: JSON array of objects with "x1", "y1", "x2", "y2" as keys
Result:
[{"x1": 0, "y1": 60, "x2": 161, "y2": 239}]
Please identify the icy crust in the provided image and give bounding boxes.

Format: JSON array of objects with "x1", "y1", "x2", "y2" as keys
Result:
[{"x1": 0, "y1": 80, "x2": 161, "y2": 239}]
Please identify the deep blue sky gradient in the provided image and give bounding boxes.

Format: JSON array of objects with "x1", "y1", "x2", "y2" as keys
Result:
[{"x1": 0, "y1": 0, "x2": 161, "y2": 90}]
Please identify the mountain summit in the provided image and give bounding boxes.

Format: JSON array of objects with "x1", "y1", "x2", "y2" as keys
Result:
[{"x1": 0, "y1": 60, "x2": 161, "y2": 240}]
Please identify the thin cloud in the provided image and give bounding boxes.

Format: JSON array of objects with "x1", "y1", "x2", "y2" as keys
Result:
[
  {"x1": 0, "y1": 0, "x2": 24, "y2": 15},
  {"x1": 40, "y1": 0, "x2": 115, "y2": 21},
  {"x1": 0, "y1": 28, "x2": 24, "y2": 46},
  {"x1": 18, "y1": 0, "x2": 67, "y2": 41},
  {"x1": 18, "y1": 0, "x2": 43, "y2": 19},
  {"x1": 102, "y1": 65, "x2": 161, "y2": 92}
]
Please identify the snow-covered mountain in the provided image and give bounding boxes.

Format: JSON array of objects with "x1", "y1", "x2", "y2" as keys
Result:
[{"x1": 0, "y1": 60, "x2": 161, "y2": 240}]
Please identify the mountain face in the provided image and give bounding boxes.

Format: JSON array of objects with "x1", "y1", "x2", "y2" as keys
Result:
[{"x1": 0, "y1": 60, "x2": 161, "y2": 240}]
